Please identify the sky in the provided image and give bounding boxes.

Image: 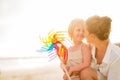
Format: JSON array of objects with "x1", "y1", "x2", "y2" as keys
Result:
[{"x1": 0, "y1": 0, "x2": 120, "y2": 57}]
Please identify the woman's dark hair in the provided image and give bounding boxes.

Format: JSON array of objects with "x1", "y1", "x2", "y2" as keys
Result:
[{"x1": 86, "y1": 15, "x2": 112, "y2": 40}]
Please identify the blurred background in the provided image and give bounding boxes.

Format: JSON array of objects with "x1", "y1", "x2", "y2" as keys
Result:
[
  {"x1": 0, "y1": 0, "x2": 120, "y2": 80},
  {"x1": 0, "y1": 0, "x2": 120, "y2": 57}
]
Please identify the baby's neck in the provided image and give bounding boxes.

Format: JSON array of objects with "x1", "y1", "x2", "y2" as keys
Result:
[{"x1": 73, "y1": 41, "x2": 83, "y2": 46}]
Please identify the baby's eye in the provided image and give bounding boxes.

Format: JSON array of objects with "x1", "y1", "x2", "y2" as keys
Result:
[
  {"x1": 77, "y1": 29, "x2": 80, "y2": 31},
  {"x1": 82, "y1": 30, "x2": 85, "y2": 33}
]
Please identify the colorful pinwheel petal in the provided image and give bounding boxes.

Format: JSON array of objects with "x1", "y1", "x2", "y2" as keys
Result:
[{"x1": 37, "y1": 29, "x2": 69, "y2": 64}]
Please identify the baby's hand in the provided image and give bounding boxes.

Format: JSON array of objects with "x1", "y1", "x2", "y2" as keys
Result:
[
  {"x1": 66, "y1": 66, "x2": 70, "y2": 71},
  {"x1": 68, "y1": 68, "x2": 73, "y2": 76},
  {"x1": 63, "y1": 74, "x2": 68, "y2": 80}
]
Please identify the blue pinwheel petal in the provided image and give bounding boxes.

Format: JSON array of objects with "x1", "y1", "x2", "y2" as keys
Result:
[
  {"x1": 36, "y1": 43, "x2": 55, "y2": 53},
  {"x1": 47, "y1": 43, "x2": 54, "y2": 51}
]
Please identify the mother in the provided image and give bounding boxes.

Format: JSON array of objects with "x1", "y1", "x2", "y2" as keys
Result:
[{"x1": 81, "y1": 15, "x2": 120, "y2": 80}]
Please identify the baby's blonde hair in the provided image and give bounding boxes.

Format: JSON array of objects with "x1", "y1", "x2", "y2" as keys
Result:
[{"x1": 68, "y1": 19, "x2": 85, "y2": 40}]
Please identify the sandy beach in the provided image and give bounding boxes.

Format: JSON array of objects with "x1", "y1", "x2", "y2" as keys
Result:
[{"x1": 0, "y1": 57, "x2": 64, "y2": 80}]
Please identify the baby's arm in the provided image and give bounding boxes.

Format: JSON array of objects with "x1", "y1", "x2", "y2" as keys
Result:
[{"x1": 69, "y1": 44, "x2": 91, "y2": 74}]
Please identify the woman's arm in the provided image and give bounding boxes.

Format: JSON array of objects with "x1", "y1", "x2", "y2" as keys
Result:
[{"x1": 108, "y1": 58, "x2": 120, "y2": 80}]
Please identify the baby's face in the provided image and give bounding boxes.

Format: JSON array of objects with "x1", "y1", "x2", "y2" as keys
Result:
[{"x1": 72, "y1": 25, "x2": 84, "y2": 42}]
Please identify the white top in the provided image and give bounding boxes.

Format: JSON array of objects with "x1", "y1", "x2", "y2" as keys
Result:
[
  {"x1": 91, "y1": 42, "x2": 120, "y2": 80},
  {"x1": 66, "y1": 44, "x2": 83, "y2": 78},
  {"x1": 67, "y1": 47, "x2": 82, "y2": 67}
]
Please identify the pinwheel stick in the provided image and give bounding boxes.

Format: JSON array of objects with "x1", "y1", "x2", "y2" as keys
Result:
[
  {"x1": 38, "y1": 30, "x2": 71, "y2": 80},
  {"x1": 59, "y1": 57, "x2": 71, "y2": 80}
]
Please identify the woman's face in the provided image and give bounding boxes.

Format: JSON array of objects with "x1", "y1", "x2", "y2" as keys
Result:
[
  {"x1": 72, "y1": 26, "x2": 84, "y2": 42},
  {"x1": 84, "y1": 26, "x2": 92, "y2": 43}
]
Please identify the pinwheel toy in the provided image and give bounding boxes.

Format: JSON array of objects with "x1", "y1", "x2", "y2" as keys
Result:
[{"x1": 37, "y1": 29, "x2": 71, "y2": 80}]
